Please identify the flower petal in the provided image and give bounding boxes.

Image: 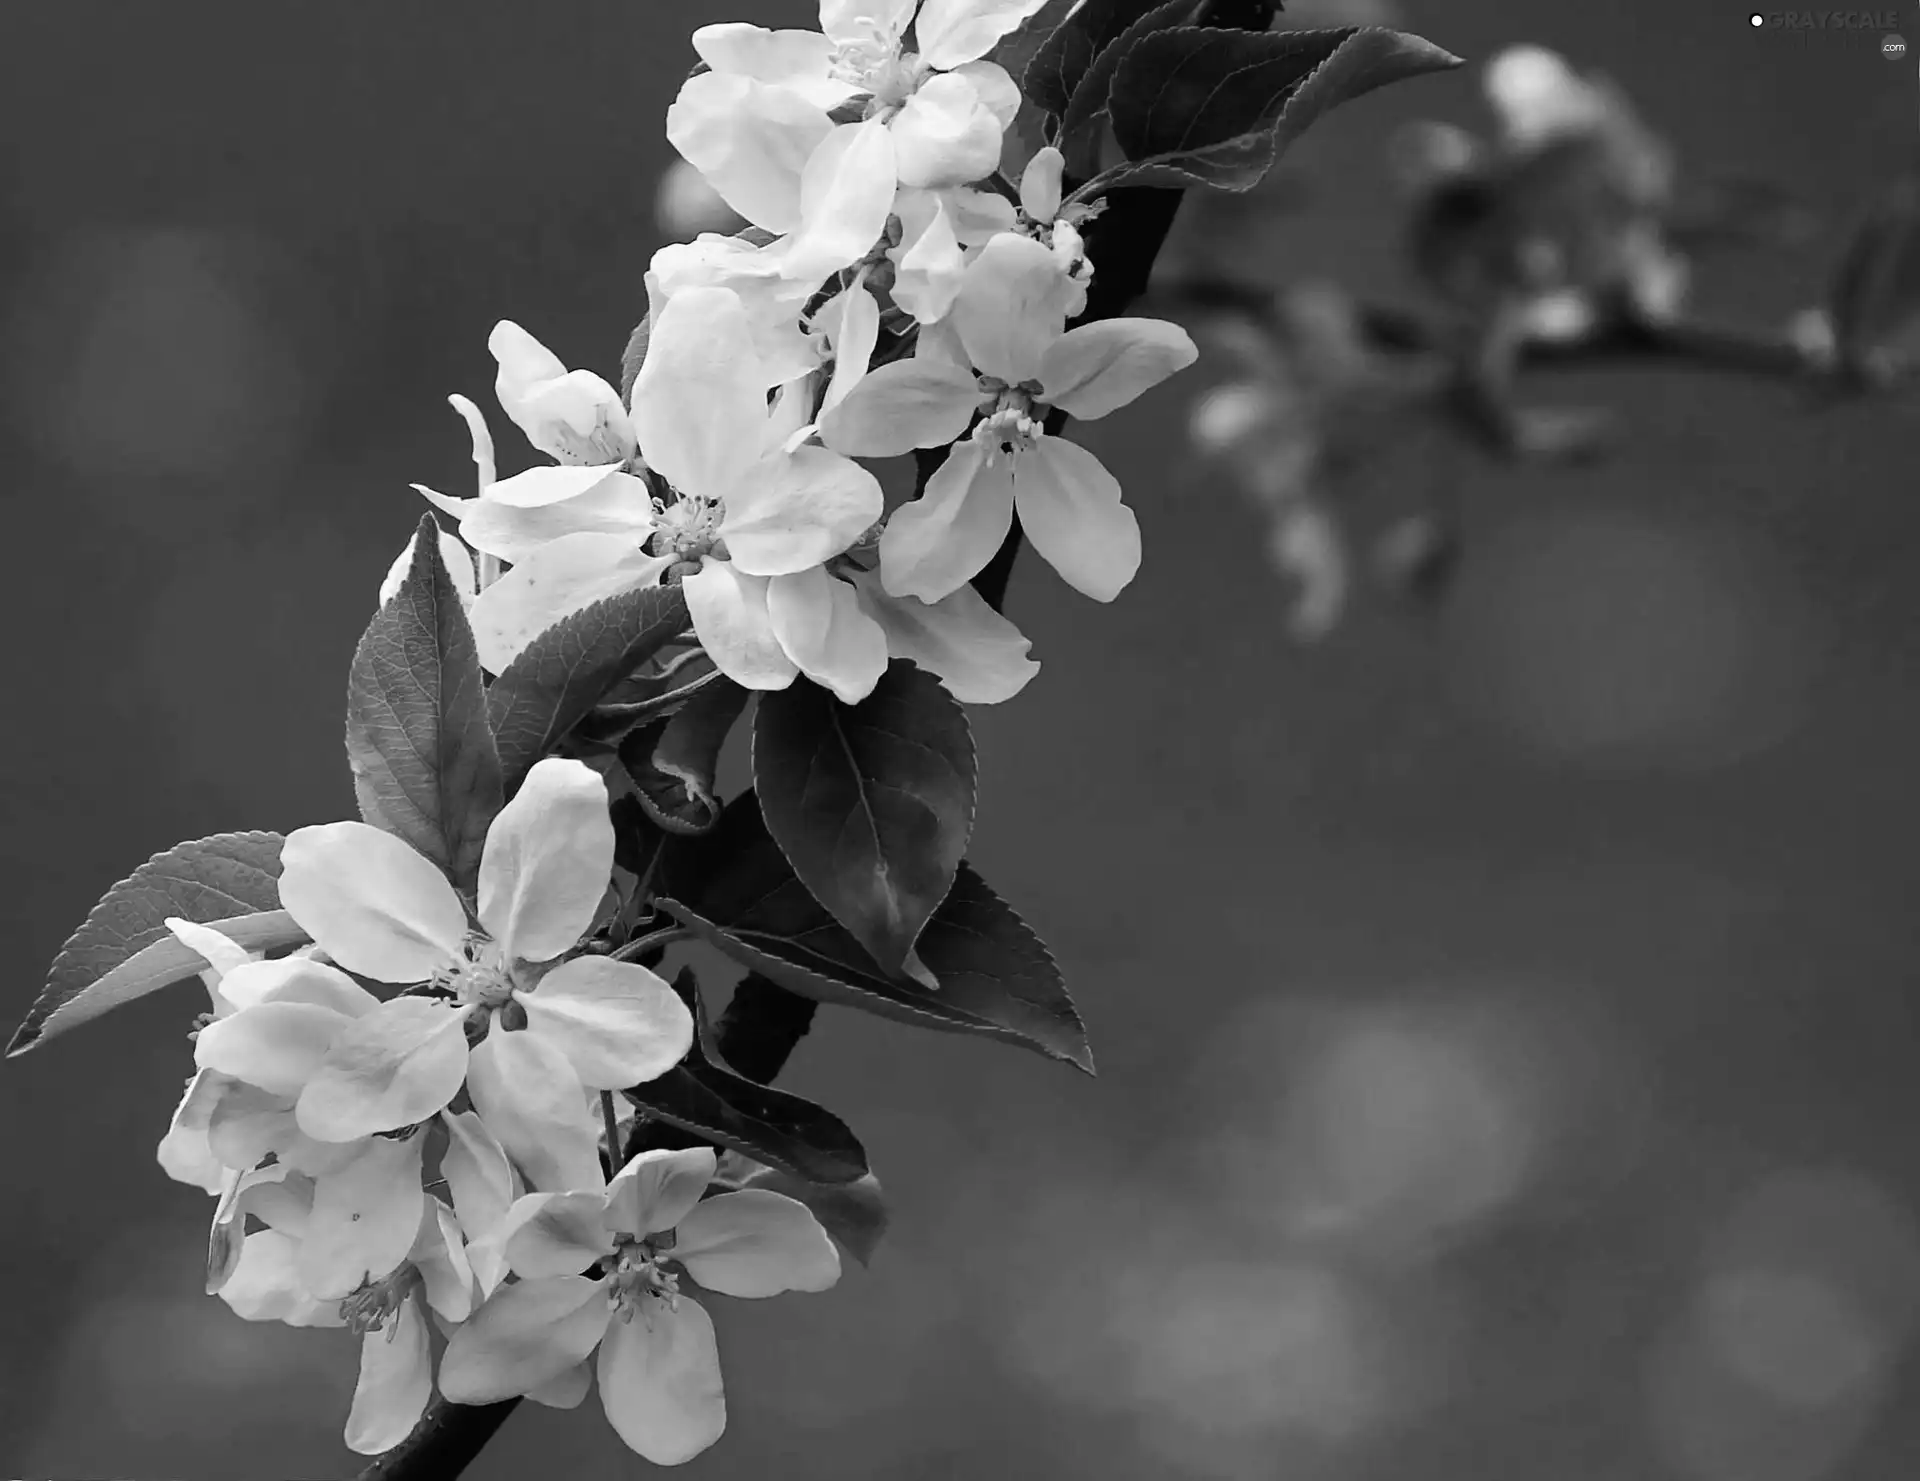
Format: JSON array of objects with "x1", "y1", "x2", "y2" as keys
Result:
[
  {"x1": 503, "y1": 1190, "x2": 617, "y2": 1278},
  {"x1": 381, "y1": 524, "x2": 477, "y2": 609},
  {"x1": 300, "y1": 1134, "x2": 428, "y2": 1301},
  {"x1": 766, "y1": 567, "x2": 890, "y2": 704},
  {"x1": 890, "y1": 71, "x2": 1004, "y2": 190},
  {"x1": 194, "y1": 1002, "x2": 353, "y2": 1099},
  {"x1": 295, "y1": 997, "x2": 470, "y2": 1142},
  {"x1": 639, "y1": 288, "x2": 780, "y2": 499},
  {"x1": 819, "y1": 358, "x2": 978, "y2": 458},
  {"x1": 597, "y1": 1295, "x2": 726, "y2": 1465},
  {"x1": 1039, "y1": 318, "x2": 1199, "y2": 421},
  {"x1": 165, "y1": 915, "x2": 254, "y2": 982},
  {"x1": 517, "y1": 957, "x2": 694, "y2": 1089},
  {"x1": 890, "y1": 194, "x2": 969, "y2": 325},
  {"x1": 466, "y1": 1024, "x2": 606, "y2": 1194},
  {"x1": 526, "y1": 1360, "x2": 593, "y2": 1409},
  {"x1": 877, "y1": 441, "x2": 1014, "y2": 601},
  {"x1": 279, "y1": 822, "x2": 467, "y2": 983},
  {"x1": 850, "y1": 568, "x2": 1039, "y2": 703},
  {"x1": 719, "y1": 444, "x2": 883, "y2": 576},
  {"x1": 674, "y1": 1190, "x2": 843, "y2": 1297},
  {"x1": 467, "y1": 532, "x2": 671, "y2": 677},
  {"x1": 344, "y1": 1296, "x2": 434, "y2": 1455},
  {"x1": 439, "y1": 1275, "x2": 611, "y2": 1403},
  {"x1": 453, "y1": 469, "x2": 655, "y2": 564},
  {"x1": 819, "y1": 279, "x2": 880, "y2": 415},
  {"x1": 216, "y1": 957, "x2": 380, "y2": 1017},
  {"x1": 1020, "y1": 145, "x2": 1065, "y2": 222},
  {"x1": 666, "y1": 72, "x2": 833, "y2": 234},
  {"x1": 782, "y1": 118, "x2": 898, "y2": 282},
  {"x1": 491, "y1": 321, "x2": 636, "y2": 467},
  {"x1": 220, "y1": 1230, "x2": 343, "y2": 1327},
  {"x1": 951, "y1": 233, "x2": 1072, "y2": 383},
  {"x1": 416, "y1": 1199, "x2": 476, "y2": 1324},
  {"x1": 682, "y1": 562, "x2": 800, "y2": 691},
  {"x1": 206, "y1": 1078, "x2": 302, "y2": 1171},
  {"x1": 915, "y1": 0, "x2": 1049, "y2": 70},
  {"x1": 476, "y1": 756, "x2": 614, "y2": 963},
  {"x1": 159, "y1": 1068, "x2": 235, "y2": 1193},
  {"x1": 1014, "y1": 437, "x2": 1141, "y2": 601},
  {"x1": 691, "y1": 23, "x2": 839, "y2": 96},
  {"x1": 440, "y1": 1109, "x2": 517, "y2": 1295},
  {"x1": 605, "y1": 1147, "x2": 718, "y2": 1239}
]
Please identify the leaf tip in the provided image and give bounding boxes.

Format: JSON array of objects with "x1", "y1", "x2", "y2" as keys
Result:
[{"x1": 5, "y1": 1022, "x2": 40, "y2": 1059}]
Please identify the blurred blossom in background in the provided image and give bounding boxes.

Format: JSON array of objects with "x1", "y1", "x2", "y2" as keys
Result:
[{"x1": 4, "y1": 2, "x2": 1920, "y2": 1479}]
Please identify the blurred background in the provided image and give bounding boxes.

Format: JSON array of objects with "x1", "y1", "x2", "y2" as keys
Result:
[{"x1": 4, "y1": 2, "x2": 1919, "y2": 1477}]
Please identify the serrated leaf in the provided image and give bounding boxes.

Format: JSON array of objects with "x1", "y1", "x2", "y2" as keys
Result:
[
  {"x1": 11, "y1": 833, "x2": 306, "y2": 1056},
  {"x1": 753, "y1": 662, "x2": 975, "y2": 979},
  {"x1": 625, "y1": 969, "x2": 870, "y2": 1185},
  {"x1": 573, "y1": 655, "x2": 729, "y2": 752},
  {"x1": 657, "y1": 795, "x2": 1091, "y2": 1070},
  {"x1": 1056, "y1": 0, "x2": 1210, "y2": 178},
  {"x1": 618, "y1": 314, "x2": 651, "y2": 407},
  {"x1": 621, "y1": 677, "x2": 751, "y2": 836},
  {"x1": 1025, "y1": 0, "x2": 1181, "y2": 118},
  {"x1": 346, "y1": 513, "x2": 503, "y2": 895},
  {"x1": 739, "y1": 1166, "x2": 890, "y2": 1266},
  {"x1": 485, "y1": 583, "x2": 690, "y2": 791},
  {"x1": 1090, "y1": 25, "x2": 1460, "y2": 193}
]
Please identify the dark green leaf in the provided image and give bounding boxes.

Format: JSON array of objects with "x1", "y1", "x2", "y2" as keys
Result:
[
  {"x1": 346, "y1": 514, "x2": 503, "y2": 894},
  {"x1": 753, "y1": 662, "x2": 975, "y2": 980},
  {"x1": 1056, "y1": 0, "x2": 1210, "y2": 178},
  {"x1": 486, "y1": 584, "x2": 690, "y2": 791},
  {"x1": 11, "y1": 833, "x2": 304, "y2": 1056},
  {"x1": 625, "y1": 969, "x2": 870, "y2": 1185},
  {"x1": 574, "y1": 657, "x2": 729, "y2": 752},
  {"x1": 618, "y1": 314, "x2": 651, "y2": 407},
  {"x1": 738, "y1": 1166, "x2": 890, "y2": 1266},
  {"x1": 620, "y1": 677, "x2": 751, "y2": 836},
  {"x1": 1093, "y1": 25, "x2": 1460, "y2": 192},
  {"x1": 657, "y1": 795, "x2": 1091, "y2": 1070},
  {"x1": 1025, "y1": 0, "x2": 1179, "y2": 118}
]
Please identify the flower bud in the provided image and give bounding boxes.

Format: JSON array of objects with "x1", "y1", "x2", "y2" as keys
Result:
[{"x1": 1020, "y1": 146, "x2": 1065, "y2": 223}]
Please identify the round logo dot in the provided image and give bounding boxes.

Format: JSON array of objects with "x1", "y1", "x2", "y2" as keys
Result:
[{"x1": 1883, "y1": 32, "x2": 1908, "y2": 58}]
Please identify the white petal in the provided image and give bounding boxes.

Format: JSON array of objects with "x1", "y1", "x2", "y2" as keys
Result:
[
  {"x1": 456, "y1": 467, "x2": 654, "y2": 562},
  {"x1": 819, "y1": 359, "x2": 978, "y2": 458},
  {"x1": 821, "y1": 0, "x2": 915, "y2": 48},
  {"x1": 675, "y1": 1190, "x2": 843, "y2": 1297},
  {"x1": 1020, "y1": 145, "x2": 1065, "y2": 221},
  {"x1": 300, "y1": 1134, "x2": 428, "y2": 1301},
  {"x1": 819, "y1": 280, "x2": 880, "y2": 414},
  {"x1": 220, "y1": 1230, "x2": 343, "y2": 1327},
  {"x1": 165, "y1": 915, "x2": 255, "y2": 982},
  {"x1": 279, "y1": 822, "x2": 467, "y2": 983},
  {"x1": 217, "y1": 956, "x2": 380, "y2": 1017},
  {"x1": 466, "y1": 1025, "x2": 606, "y2": 1194},
  {"x1": 597, "y1": 1296, "x2": 726, "y2": 1466},
  {"x1": 682, "y1": 562, "x2": 800, "y2": 691},
  {"x1": 439, "y1": 1275, "x2": 611, "y2": 1403},
  {"x1": 476, "y1": 757, "x2": 613, "y2": 963},
  {"x1": 605, "y1": 1147, "x2": 718, "y2": 1239},
  {"x1": 890, "y1": 71, "x2": 1004, "y2": 190},
  {"x1": 468, "y1": 533, "x2": 671, "y2": 676},
  {"x1": 781, "y1": 118, "x2": 898, "y2": 282},
  {"x1": 633, "y1": 286, "x2": 775, "y2": 497},
  {"x1": 344, "y1": 1296, "x2": 434, "y2": 1455},
  {"x1": 1015, "y1": 437, "x2": 1140, "y2": 601},
  {"x1": 194, "y1": 1001, "x2": 353, "y2": 1099},
  {"x1": 915, "y1": 0, "x2": 1048, "y2": 70},
  {"x1": 719, "y1": 444, "x2": 883, "y2": 576},
  {"x1": 767, "y1": 567, "x2": 890, "y2": 704},
  {"x1": 440, "y1": 1109, "x2": 516, "y2": 1293},
  {"x1": 877, "y1": 441, "x2": 1014, "y2": 601},
  {"x1": 491, "y1": 321, "x2": 635, "y2": 466},
  {"x1": 890, "y1": 195, "x2": 968, "y2": 325},
  {"x1": 1039, "y1": 318, "x2": 1199, "y2": 420},
  {"x1": 517, "y1": 957, "x2": 694, "y2": 1090},
  {"x1": 850, "y1": 568, "x2": 1039, "y2": 703},
  {"x1": 951, "y1": 233, "x2": 1072, "y2": 383},
  {"x1": 526, "y1": 1360, "x2": 593, "y2": 1409},
  {"x1": 415, "y1": 1199, "x2": 477, "y2": 1324},
  {"x1": 665, "y1": 71, "x2": 832, "y2": 234},
  {"x1": 158, "y1": 1068, "x2": 234, "y2": 1192},
  {"x1": 205, "y1": 1078, "x2": 302, "y2": 1170},
  {"x1": 503, "y1": 1190, "x2": 617, "y2": 1278},
  {"x1": 447, "y1": 392, "x2": 497, "y2": 491},
  {"x1": 692, "y1": 24, "x2": 838, "y2": 95},
  {"x1": 949, "y1": 59, "x2": 1022, "y2": 128},
  {"x1": 294, "y1": 997, "x2": 470, "y2": 1141}
]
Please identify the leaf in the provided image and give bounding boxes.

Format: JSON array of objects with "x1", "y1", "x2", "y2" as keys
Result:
[
  {"x1": 1056, "y1": 0, "x2": 1211, "y2": 180},
  {"x1": 485, "y1": 583, "x2": 690, "y2": 791},
  {"x1": 1090, "y1": 25, "x2": 1461, "y2": 193},
  {"x1": 620, "y1": 677, "x2": 751, "y2": 836},
  {"x1": 11, "y1": 833, "x2": 305, "y2": 1056},
  {"x1": 573, "y1": 657, "x2": 729, "y2": 752},
  {"x1": 657, "y1": 795, "x2": 1091, "y2": 1070},
  {"x1": 1025, "y1": 0, "x2": 1179, "y2": 119},
  {"x1": 752, "y1": 661, "x2": 975, "y2": 980},
  {"x1": 738, "y1": 1166, "x2": 890, "y2": 1267},
  {"x1": 618, "y1": 314, "x2": 651, "y2": 407},
  {"x1": 625, "y1": 970, "x2": 870, "y2": 1185},
  {"x1": 346, "y1": 513, "x2": 504, "y2": 895}
]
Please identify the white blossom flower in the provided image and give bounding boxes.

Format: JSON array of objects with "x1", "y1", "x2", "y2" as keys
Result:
[
  {"x1": 846, "y1": 565, "x2": 1039, "y2": 702},
  {"x1": 666, "y1": 1, "x2": 1042, "y2": 281},
  {"x1": 440, "y1": 1146, "x2": 840, "y2": 1465},
  {"x1": 468, "y1": 287, "x2": 888, "y2": 701},
  {"x1": 647, "y1": 233, "x2": 822, "y2": 390},
  {"x1": 821, "y1": 233, "x2": 1196, "y2": 602},
  {"x1": 274, "y1": 758, "x2": 693, "y2": 1193},
  {"x1": 220, "y1": 1187, "x2": 477, "y2": 1455}
]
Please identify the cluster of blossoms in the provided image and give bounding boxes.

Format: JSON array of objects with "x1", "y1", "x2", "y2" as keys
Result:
[
  {"x1": 163, "y1": 758, "x2": 839, "y2": 1460},
  {"x1": 407, "y1": 0, "x2": 1196, "y2": 706}
]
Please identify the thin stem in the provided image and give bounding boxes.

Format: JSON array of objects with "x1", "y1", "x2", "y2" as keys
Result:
[
  {"x1": 600, "y1": 1090, "x2": 622, "y2": 1174},
  {"x1": 611, "y1": 925, "x2": 686, "y2": 963}
]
